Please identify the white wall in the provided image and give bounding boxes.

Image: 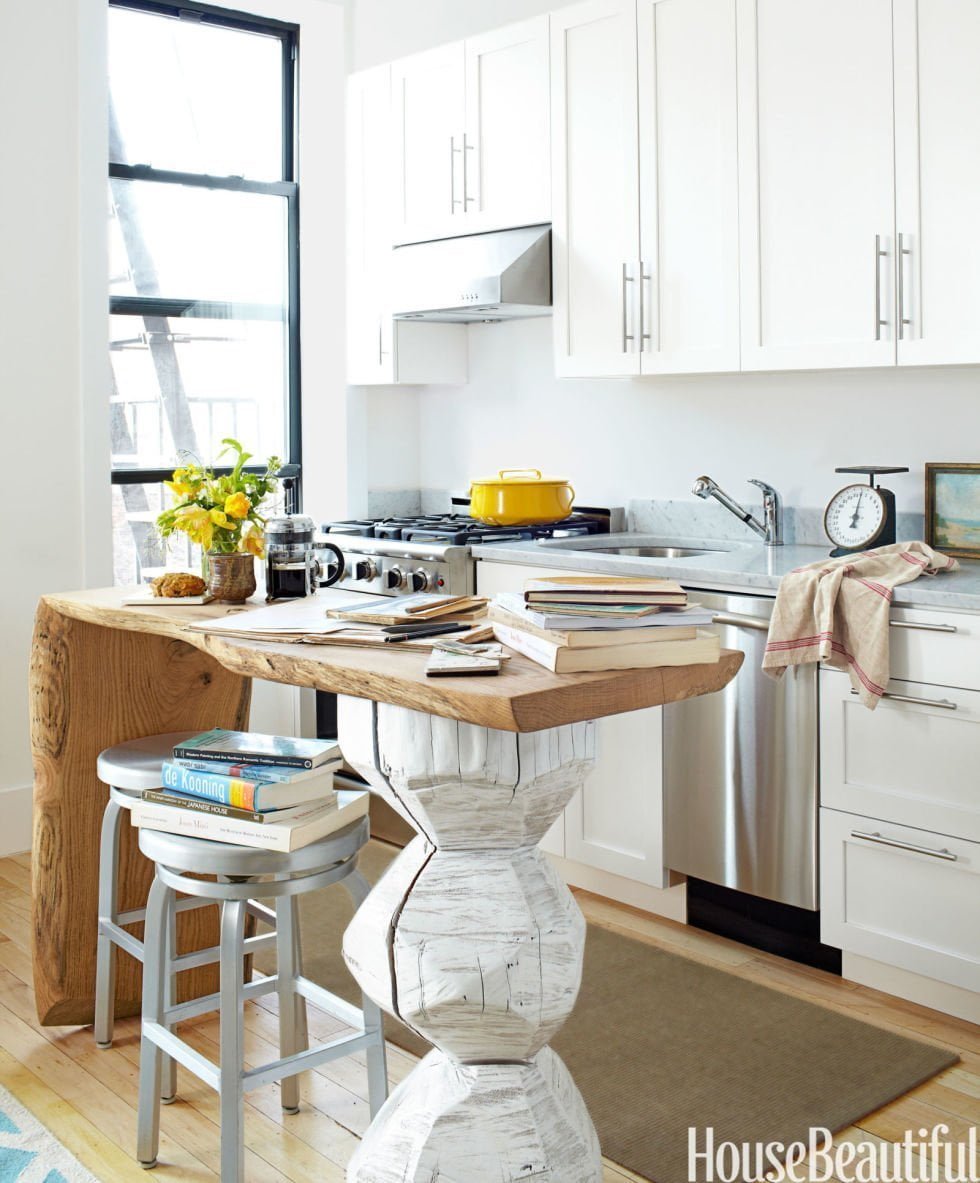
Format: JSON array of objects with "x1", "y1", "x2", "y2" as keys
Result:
[
  {"x1": 352, "y1": 0, "x2": 979, "y2": 518},
  {"x1": 417, "y1": 319, "x2": 977, "y2": 514},
  {"x1": 0, "y1": 0, "x2": 110, "y2": 853}
]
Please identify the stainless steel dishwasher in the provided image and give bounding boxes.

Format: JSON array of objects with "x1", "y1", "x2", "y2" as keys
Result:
[{"x1": 664, "y1": 589, "x2": 819, "y2": 910}]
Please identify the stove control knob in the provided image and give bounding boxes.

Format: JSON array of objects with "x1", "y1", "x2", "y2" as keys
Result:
[
  {"x1": 410, "y1": 568, "x2": 433, "y2": 592},
  {"x1": 385, "y1": 566, "x2": 406, "y2": 591},
  {"x1": 355, "y1": 558, "x2": 378, "y2": 582}
]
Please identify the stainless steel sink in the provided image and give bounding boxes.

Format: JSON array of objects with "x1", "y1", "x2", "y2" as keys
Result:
[{"x1": 585, "y1": 545, "x2": 720, "y2": 558}]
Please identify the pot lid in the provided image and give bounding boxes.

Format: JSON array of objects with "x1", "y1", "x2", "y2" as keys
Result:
[{"x1": 471, "y1": 469, "x2": 569, "y2": 487}]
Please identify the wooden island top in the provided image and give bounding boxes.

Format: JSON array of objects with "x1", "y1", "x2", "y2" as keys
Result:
[{"x1": 37, "y1": 587, "x2": 743, "y2": 733}]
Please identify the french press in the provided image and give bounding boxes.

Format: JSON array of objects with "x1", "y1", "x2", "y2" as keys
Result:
[{"x1": 264, "y1": 515, "x2": 344, "y2": 601}]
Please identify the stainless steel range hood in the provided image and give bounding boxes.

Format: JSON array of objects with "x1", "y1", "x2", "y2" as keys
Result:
[{"x1": 391, "y1": 224, "x2": 551, "y2": 323}]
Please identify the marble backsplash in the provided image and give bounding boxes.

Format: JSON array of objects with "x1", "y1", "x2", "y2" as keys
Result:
[{"x1": 367, "y1": 488, "x2": 926, "y2": 547}]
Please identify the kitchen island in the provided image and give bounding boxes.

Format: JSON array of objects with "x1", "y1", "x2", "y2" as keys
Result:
[{"x1": 30, "y1": 587, "x2": 742, "y2": 1181}]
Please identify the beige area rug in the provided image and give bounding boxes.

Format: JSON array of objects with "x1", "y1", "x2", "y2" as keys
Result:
[{"x1": 259, "y1": 842, "x2": 957, "y2": 1183}]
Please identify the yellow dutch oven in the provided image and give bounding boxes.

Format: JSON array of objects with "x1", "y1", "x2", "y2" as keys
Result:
[{"x1": 469, "y1": 469, "x2": 576, "y2": 527}]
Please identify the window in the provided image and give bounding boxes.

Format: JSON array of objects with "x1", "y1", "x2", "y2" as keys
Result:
[{"x1": 108, "y1": 0, "x2": 300, "y2": 583}]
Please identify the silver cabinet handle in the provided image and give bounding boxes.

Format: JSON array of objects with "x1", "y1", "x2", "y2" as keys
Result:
[
  {"x1": 889, "y1": 619, "x2": 957, "y2": 634},
  {"x1": 450, "y1": 136, "x2": 462, "y2": 213},
  {"x1": 621, "y1": 262, "x2": 635, "y2": 353},
  {"x1": 850, "y1": 688, "x2": 957, "y2": 710},
  {"x1": 639, "y1": 260, "x2": 653, "y2": 352},
  {"x1": 850, "y1": 829, "x2": 958, "y2": 862},
  {"x1": 712, "y1": 613, "x2": 770, "y2": 632},
  {"x1": 874, "y1": 234, "x2": 888, "y2": 340},
  {"x1": 462, "y1": 133, "x2": 476, "y2": 208},
  {"x1": 898, "y1": 233, "x2": 911, "y2": 340}
]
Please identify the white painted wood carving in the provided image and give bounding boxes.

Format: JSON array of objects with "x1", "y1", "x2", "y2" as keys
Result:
[{"x1": 338, "y1": 695, "x2": 602, "y2": 1182}]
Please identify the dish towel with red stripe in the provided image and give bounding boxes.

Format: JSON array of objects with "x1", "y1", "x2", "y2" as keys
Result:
[{"x1": 762, "y1": 541, "x2": 958, "y2": 708}]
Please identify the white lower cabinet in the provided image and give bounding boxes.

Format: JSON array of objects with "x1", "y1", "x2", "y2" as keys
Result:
[
  {"x1": 821, "y1": 807, "x2": 980, "y2": 998},
  {"x1": 475, "y1": 559, "x2": 676, "y2": 909}
]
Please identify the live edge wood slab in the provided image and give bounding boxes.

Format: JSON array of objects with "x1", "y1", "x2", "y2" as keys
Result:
[{"x1": 31, "y1": 587, "x2": 742, "y2": 1182}]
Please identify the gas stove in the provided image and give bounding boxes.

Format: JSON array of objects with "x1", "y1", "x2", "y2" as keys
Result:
[{"x1": 317, "y1": 511, "x2": 611, "y2": 598}]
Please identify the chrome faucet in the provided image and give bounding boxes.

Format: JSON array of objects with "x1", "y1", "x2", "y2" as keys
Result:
[{"x1": 692, "y1": 475, "x2": 783, "y2": 546}]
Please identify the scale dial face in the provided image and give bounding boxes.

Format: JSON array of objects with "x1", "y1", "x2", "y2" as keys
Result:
[{"x1": 824, "y1": 484, "x2": 887, "y2": 550}]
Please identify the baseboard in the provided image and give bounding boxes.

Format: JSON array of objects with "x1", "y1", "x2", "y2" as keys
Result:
[
  {"x1": 0, "y1": 783, "x2": 32, "y2": 858},
  {"x1": 545, "y1": 854, "x2": 688, "y2": 923},
  {"x1": 843, "y1": 952, "x2": 980, "y2": 1025}
]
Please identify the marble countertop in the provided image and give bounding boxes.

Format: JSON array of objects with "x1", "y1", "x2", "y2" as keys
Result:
[{"x1": 470, "y1": 534, "x2": 980, "y2": 612}]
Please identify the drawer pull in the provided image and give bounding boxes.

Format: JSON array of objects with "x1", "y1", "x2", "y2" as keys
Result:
[
  {"x1": 850, "y1": 829, "x2": 958, "y2": 862},
  {"x1": 711, "y1": 613, "x2": 770, "y2": 633},
  {"x1": 889, "y1": 620, "x2": 957, "y2": 634},
  {"x1": 850, "y1": 689, "x2": 957, "y2": 710}
]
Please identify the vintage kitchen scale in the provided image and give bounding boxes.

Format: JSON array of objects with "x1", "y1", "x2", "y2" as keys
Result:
[{"x1": 823, "y1": 465, "x2": 909, "y2": 557}]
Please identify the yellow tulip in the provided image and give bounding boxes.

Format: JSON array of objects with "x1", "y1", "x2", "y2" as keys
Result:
[
  {"x1": 165, "y1": 479, "x2": 195, "y2": 498},
  {"x1": 242, "y1": 527, "x2": 266, "y2": 559},
  {"x1": 224, "y1": 492, "x2": 251, "y2": 519},
  {"x1": 209, "y1": 509, "x2": 232, "y2": 528},
  {"x1": 174, "y1": 505, "x2": 213, "y2": 551}
]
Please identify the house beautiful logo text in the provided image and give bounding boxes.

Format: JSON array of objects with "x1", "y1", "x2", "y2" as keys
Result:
[{"x1": 688, "y1": 1124, "x2": 979, "y2": 1182}]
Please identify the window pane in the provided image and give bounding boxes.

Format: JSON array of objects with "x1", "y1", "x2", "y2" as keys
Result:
[
  {"x1": 110, "y1": 314, "x2": 288, "y2": 471},
  {"x1": 108, "y1": 6, "x2": 284, "y2": 180},
  {"x1": 109, "y1": 178, "x2": 287, "y2": 305}
]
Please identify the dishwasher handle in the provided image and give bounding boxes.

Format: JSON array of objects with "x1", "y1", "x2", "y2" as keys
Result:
[{"x1": 712, "y1": 612, "x2": 770, "y2": 633}]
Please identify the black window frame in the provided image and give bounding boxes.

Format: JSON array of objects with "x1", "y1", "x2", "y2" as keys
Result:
[{"x1": 107, "y1": 0, "x2": 302, "y2": 509}]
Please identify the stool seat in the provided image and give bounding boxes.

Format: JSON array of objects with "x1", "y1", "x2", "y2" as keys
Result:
[
  {"x1": 97, "y1": 732, "x2": 198, "y2": 792},
  {"x1": 137, "y1": 816, "x2": 370, "y2": 878}
]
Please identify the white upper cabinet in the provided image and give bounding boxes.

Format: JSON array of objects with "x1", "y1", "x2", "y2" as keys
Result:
[
  {"x1": 637, "y1": 0, "x2": 739, "y2": 374},
  {"x1": 551, "y1": 0, "x2": 739, "y2": 378},
  {"x1": 346, "y1": 66, "x2": 467, "y2": 386},
  {"x1": 391, "y1": 45, "x2": 466, "y2": 245},
  {"x1": 391, "y1": 20, "x2": 551, "y2": 246},
  {"x1": 894, "y1": 0, "x2": 980, "y2": 366},
  {"x1": 551, "y1": 0, "x2": 641, "y2": 377},
  {"x1": 736, "y1": 0, "x2": 898, "y2": 371},
  {"x1": 464, "y1": 17, "x2": 552, "y2": 234}
]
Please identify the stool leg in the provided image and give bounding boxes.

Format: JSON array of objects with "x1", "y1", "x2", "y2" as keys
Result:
[
  {"x1": 343, "y1": 869, "x2": 388, "y2": 1117},
  {"x1": 136, "y1": 875, "x2": 170, "y2": 1168},
  {"x1": 219, "y1": 898, "x2": 247, "y2": 1183},
  {"x1": 94, "y1": 795, "x2": 124, "y2": 1049},
  {"x1": 275, "y1": 895, "x2": 307, "y2": 1115},
  {"x1": 161, "y1": 890, "x2": 178, "y2": 1104}
]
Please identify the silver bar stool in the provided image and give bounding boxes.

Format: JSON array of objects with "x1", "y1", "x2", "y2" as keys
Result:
[
  {"x1": 135, "y1": 814, "x2": 388, "y2": 1182},
  {"x1": 95, "y1": 732, "x2": 218, "y2": 1104}
]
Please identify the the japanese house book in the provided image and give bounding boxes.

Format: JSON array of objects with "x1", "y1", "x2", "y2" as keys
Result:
[
  {"x1": 130, "y1": 789, "x2": 369, "y2": 852},
  {"x1": 142, "y1": 788, "x2": 332, "y2": 826},
  {"x1": 523, "y1": 575, "x2": 687, "y2": 607},
  {"x1": 159, "y1": 760, "x2": 337, "y2": 812},
  {"x1": 492, "y1": 622, "x2": 721, "y2": 673},
  {"x1": 172, "y1": 729, "x2": 342, "y2": 771}
]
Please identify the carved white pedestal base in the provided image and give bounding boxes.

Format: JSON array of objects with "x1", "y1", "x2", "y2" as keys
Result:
[
  {"x1": 338, "y1": 696, "x2": 601, "y2": 1183},
  {"x1": 348, "y1": 1048, "x2": 601, "y2": 1183}
]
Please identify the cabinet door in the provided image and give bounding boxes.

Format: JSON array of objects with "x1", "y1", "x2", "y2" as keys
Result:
[
  {"x1": 551, "y1": 0, "x2": 641, "y2": 377},
  {"x1": 821, "y1": 806, "x2": 980, "y2": 995},
  {"x1": 637, "y1": 0, "x2": 739, "y2": 374},
  {"x1": 463, "y1": 16, "x2": 551, "y2": 234},
  {"x1": 564, "y1": 706, "x2": 668, "y2": 887},
  {"x1": 347, "y1": 66, "x2": 395, "y2": 385},
  {"x1": 894, "y1": 0, "x2": 980, "y2": 366},
  {"x1": 736, "y1": 0, "x2": 897, "y2": 371},
  {"x1": 391, "y1": 44, "x2": 465, "y2": 245}
]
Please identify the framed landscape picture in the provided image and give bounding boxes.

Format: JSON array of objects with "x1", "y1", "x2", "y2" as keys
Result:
[{"x1": 925, "y1": 463, "x2": 980, "y2": 559}]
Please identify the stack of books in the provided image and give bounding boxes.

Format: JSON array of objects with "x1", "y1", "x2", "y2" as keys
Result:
[
  {"x1": 130, "y1": 728, "x2": 368, "y2": 851},
  {"x1": 489, "y1": 576, "x2": 721, "y2": 673}
]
